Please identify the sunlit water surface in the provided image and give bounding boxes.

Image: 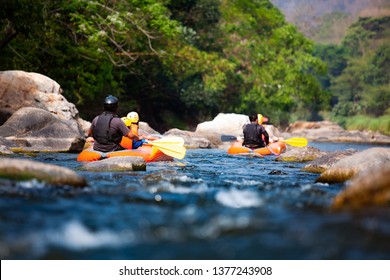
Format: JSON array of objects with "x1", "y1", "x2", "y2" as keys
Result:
[{"x1": 1, "y1": 142, "x2": 389, "y2": 259}]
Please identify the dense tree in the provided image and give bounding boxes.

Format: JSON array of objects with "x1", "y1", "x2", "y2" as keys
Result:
[
  {"x1": 328, "y1": 16, "x2": 390, "y2": 117},
  {"x1": 1, "y1": 0, "x2": 329, "y2": 130}
]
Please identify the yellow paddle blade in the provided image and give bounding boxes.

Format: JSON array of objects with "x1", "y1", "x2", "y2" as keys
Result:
[
  {"x1": 148, "y1": 142, "x2": 186, "y2": 159},
  {"x1": 280, "y1": 137, "x2": 308, "y2": 147},
  {"x1": 150, "y1": 146, "x2": 160, "y2": 159},
  {"x1": 151, "y1": 136, "x2": 185, "y2": 146}
]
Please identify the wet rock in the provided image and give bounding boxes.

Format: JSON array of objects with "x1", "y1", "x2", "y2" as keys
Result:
[
  {"x1": 81, "y1": 156, "x2": 146, "y2": 172},
  {"x1": 303, "y1": 149, "x2": 357, "y2": 174},
  {"x1": 0, "y1": 145, "x2": 13, "y2": 155},
  {"x1": 0, "y1": 137, "x2": 14, "y2": 154},
  {"x1": 276, "y1": 146, "x2": 326, "y2": 162},
  {"x1": 0, "y1": 107, "x2": 85, "y2": 152},
  {"x1": 0, "y1": 158, "x2": 86, "y2": 187},
  {"x1": 164, "y1": 128, "x2": 211, "y2": 149},
  {"x1": 316, "y1": 148, "x2": 390, "y2": 184},
  {"x1": 269, "y1": 170, "x2": 287, "y2": 175},
  {"x1": 331, "y1": 164, "x2": 390, "y2": 211}
]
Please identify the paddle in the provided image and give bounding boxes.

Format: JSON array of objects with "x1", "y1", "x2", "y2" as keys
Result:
[
  {"x1": 146, "y1": 142, "x2": 186, "y2": 159},
  {"x1": 220, "y1": 135, "x2": 308, "y2": 147},
  {"x1": 280, "y1": 137, "x2": 308, "y2": 147},
  {"x1": 149, "y1": 136, "x2": 185, "y2": 146},
  {"x1": 145, "y1": 137, "x2": 186, "y2": 159}
]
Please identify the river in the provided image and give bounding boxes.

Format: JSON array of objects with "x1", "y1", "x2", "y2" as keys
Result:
[{"x1": 1, "y1": 142, "x2": 389, "y2": 259}]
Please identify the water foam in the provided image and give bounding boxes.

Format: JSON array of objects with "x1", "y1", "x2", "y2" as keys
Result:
[{"x1": 215, "y1": 188, "x2": 263, "y2": 208}]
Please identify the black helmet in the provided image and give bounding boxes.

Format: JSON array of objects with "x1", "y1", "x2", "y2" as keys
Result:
[{"x1": 104, "y1": 95, "x2": 118, "y2": 112}]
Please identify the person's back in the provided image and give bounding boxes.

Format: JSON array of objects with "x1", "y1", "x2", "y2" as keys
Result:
[
  {"x1": 92, "y1": 112, "x2": 129, "y2": 152},
  {"x1": 242, "y1": 113, "x2": 269, "y2": 149},
  {"x1": 87, "y1": 95, "x2": 136, "y2": 152}
]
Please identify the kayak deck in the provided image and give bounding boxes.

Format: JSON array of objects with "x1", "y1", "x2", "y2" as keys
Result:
[{"x1": 227, "y1": 141, "x2": 286, "y2": 156}]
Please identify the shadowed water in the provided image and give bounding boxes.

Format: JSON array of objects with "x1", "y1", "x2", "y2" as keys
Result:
[{"x1": 1, "y1": 142, "x2": 389, "y2": 259}]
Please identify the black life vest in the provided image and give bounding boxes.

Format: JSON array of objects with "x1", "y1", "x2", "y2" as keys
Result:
[
  {"x1": 243, "y1": 123, "x2": 264, "y2": 147},
  {"x1": 92, "y1": 112, "x2": 122, "y2": 145}
]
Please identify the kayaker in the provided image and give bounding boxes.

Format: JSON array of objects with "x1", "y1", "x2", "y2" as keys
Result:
[
  {"x1": 86, "y1": 95, "x2": 142, "y2": 152},
  {"x1": 242, "y1": 113, "x2": 270, "y2": 149},
  {"x1": 121, "y1": 111, "x2": 155, "y2": 149}
]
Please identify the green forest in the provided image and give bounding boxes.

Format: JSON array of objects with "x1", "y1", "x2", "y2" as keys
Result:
[{"x1": 1, "y1": 0, "x2": 389, "y2": 134}]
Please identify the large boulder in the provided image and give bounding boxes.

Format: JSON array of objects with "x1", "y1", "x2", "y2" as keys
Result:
[
  {"x1": 331, "y1": 164, "x2": 390, "y2": 211},
  {"x1": 195, "y1": 113, "x2": 249, "y2": 137},
  {"x1": 0, "y1": 107, "x2": 84, "y2": 152},
  {"x1": 316, "y1": 147, "x2": 390, "y2": 184},
  {"x1": 139, "y1": 121, "x2": 160, "y2": 136},
  {"x1": 0, "y1": 158, "x2": 86, "y2": 187},
  {"x1": 0, "y1": 70, "x2": 90, "y2": 134},
  {"x1": 275, "y1": 146, "x2": 327, "y2": 162},
  {"x1": 302, "y1": 149, "x2": 357, "y2": 173},
  {"x1": 164, "y1": 128, "x2": 211, "y2": 149}
]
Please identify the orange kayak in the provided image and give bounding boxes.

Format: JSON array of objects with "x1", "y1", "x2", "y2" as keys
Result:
[
  {"x1": 227, "y1": 141, "x2": 287, "y2": 156},
  {"x1": 77, "y1": 143, "x2": 173, "y2": 162}
]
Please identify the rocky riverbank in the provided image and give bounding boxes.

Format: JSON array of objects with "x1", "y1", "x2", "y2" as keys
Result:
[{"x1": 1, "y1": 70, "x2": 390, "y2": 211}]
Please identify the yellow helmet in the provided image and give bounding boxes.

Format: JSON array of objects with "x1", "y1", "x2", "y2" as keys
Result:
[
  {"x1": 257, "y1": 114, "x2": 264, "y2": 125},
  {"x1": 127, "y1": 111, "x2": 139, "y2": 124},
  {"x1": 121, "y1": 116, "x2": 131, "y2": 127},
  {"x1": 257, "y1": 114, "x2": 269, "y2": 125}
]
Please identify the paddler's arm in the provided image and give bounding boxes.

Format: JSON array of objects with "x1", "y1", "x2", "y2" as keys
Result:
[
  {"x1": 86, "y1": 128, "x2": 95, "y2": 143},
  {"x1": 125, "y1": 130, "x2": 141, "y2": 141}
]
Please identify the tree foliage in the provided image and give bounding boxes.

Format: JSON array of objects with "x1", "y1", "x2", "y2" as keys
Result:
[
  {"x1": 1, "y1": 0, "x2": 328, "y2": 130},
  {"x1": 316, "y1": 16, "x2": 390, "y2": 118}
]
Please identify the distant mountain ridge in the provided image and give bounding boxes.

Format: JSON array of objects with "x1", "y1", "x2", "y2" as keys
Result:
[{"x1": 270, "y1": 0, "x2": 390, "y2": 44}]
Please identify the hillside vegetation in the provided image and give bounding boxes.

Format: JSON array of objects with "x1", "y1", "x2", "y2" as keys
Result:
[
  {"x1": 315, "y1": 16, "x2": 390, "y2": 135},
  {"x1": 271, "y1": 0, "x2": 390, "y2": 44}
]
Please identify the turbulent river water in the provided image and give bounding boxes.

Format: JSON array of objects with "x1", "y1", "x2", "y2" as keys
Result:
[{"x1": 1, "y1": 142, "x2": 390, "y2": 260}]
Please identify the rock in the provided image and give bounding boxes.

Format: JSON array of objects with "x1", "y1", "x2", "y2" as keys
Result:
[
  {"x1": 0, "y1": 71, "x2": 76, "y2": 121},
  {"x1": 0, "y1": 158, "x2": 86, "y2": 187},
  {"x1": 264, "y1": 125, "x2": 283, "y2": 142},
  {"x1": 302, "y1": 149, "x2": 357, "y2": 173},
  {"x1": 0, "y1": 70, "x2": 89, "y2": 136},
  {"x1": 164, "y1": 128, "x2": 211, "y2": 148},
  {"x1": 275, "y1": 146, "x2": 326, "y2": 162},
  {"x1": 284, "y1": 120, "x2": 390, "y2": 144},
  {"x1": 81, "y1": 156, "x2": 146, "y2": 171},
  {"x1": 331, "y1": 164, "x2": 390, "y2": 211},
  {"x1": 0, "y1": 137, "x2": 14, "y2": 154},
  {"x1": 0, "y1": 107, "x2": 85, "y2": 152},
  {"x1": 195, "y1": 113, "x2": 249, "y2": 137},
  {"x1": 139, "y1": 121, "x2": 160, "y2": 136},
  {"x1": 316, "y1": 147, "x2": 390, "y2": 184},
  {"x1": 0, "y1": 145, "x2": 13, "y2": 155}
]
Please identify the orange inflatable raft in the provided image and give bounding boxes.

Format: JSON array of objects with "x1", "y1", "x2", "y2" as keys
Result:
[
  {"x1": 227, "y1": 140, "x2": 287, "y2": 156},
  {"x1": 77, "y1": 137, "x2": 173, "y2": 162}
]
